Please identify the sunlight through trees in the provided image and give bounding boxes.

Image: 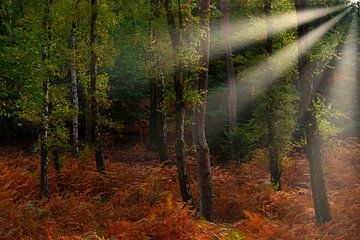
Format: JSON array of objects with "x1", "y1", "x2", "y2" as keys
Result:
[{"x1": 0, "y1": 0, "x2": 359, "y2": 239}]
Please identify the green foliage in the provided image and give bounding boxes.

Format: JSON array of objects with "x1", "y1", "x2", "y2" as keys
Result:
[
  {"x1": 0, "y1": 0, "x2": 119, "y2": 151},
  {"x1": 0, "y1": 0, "x2": 353, "y2": 160},
  {"x1": 99, "y1": 115, "x2": 124, "y2": 137},
  {"x1": 48, "y1": 86, "x2": 74, "y2": 151},
  {"x1": 313, "y1": 96, "x2": 345, "y2": 146},
  {"x1": 222, "y1": 229, "x2": 245, "y2": 240},
  {"x1": 224, "y1": 116, "x2": 265, "y2": 163},
  {"x1": 267, "y1": 83, "x2": 298, "y2": 165},
  {"x1": 224, "y1": 79, "x2": 297, "y2": 164},
  {"x1": 109, "y1": 1, "x2": 149, "y2": 121},
  {"x1": 307, "y1": 14, "x2": 351, "y2": 146}
]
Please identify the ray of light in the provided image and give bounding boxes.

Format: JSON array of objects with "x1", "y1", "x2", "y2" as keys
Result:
[
  {"x1": 237, "y1": 8, "x2": 350, "y2": 105},
  {"x1": 211, "y1": 4, "x2": 348, "y2": 58},
  {"x1": 317, "y1": 14, "x2": 359, "y2": 188},
  {"x1": 207, "y1": 8, "x2": 351, "y2": 131},
  {"x1": 325, "y1": 14, "x2": 358, "y2": 135}
]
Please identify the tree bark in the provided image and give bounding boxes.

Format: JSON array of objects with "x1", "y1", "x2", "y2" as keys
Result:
[
  {"x1": 40, "y1": 0, "x2": 51, "y2": 198},
  {"x1": 264, "y1": 0, "x2": 281, "y2": 190},
  {"x1": 85, "y1": 98, "x2": 93, "y2": 143},
  {"x1": 163, "y1": 0, "x2": 193, "y2": 205},
  {"x1": 148, "y1": 0, "x2": 169, "y2": 163},
  {"x1": 295, "y1": 0, "x2": 332, "y2": 225},
  {"x1": 148, "y1": 76, "x2": 159, "y2": 151},
  {"x1": 195, "y1": 0, "x2": 214, "y2": 221},
  {"x1": 70, "y1": 2, "x2": 79, "y2": 157},
  {"x1": 52, "y1": 150, "x2": 64, "y2": 193},
  {"x1": 90, "y1": 0, "x2": 105, "y2": 172},
  {"x1": 219, "y1": 0, "x2": 237, "y2": 130}
]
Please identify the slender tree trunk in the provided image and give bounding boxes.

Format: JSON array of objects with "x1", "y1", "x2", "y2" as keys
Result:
[
  {"x1": 40, "y1": 0, "x2": 51, "y2": 198},
  {"x1": 295, "y1": 0, "x2": 332, "y2": 225},
  {"x1": 148, "y1": 16, "x2": 159, "y2": 152},
  {"x1": 264, "y1": 0, "x2": 281, "y2": 190},
  {"x1": 163, "y1": 0, "x2": 193, "y2": 205},
  {"x1": 219, "y1": 0, "x2": 237, "y2": 130},
  {"x1": 148, "y1": 75, "x2": 160, "y2": 151},
  {"x1": 90, "y1": 0, "x2": 105, "y2": 172},
  {"x1": 157, "y1": 76, "x2": 168, "y2": 162},
  {"x1": 86, "y1": 0, "x2": 94, "y2": 144},
  {"x1": 70, "y1": 4, "x2": 79, "y2": 157},
  {"x1": 195, "y1": 0, "x2": 214, "y2": 221},
  {"x1": 53, "y1": 150, "x2": 61, "y2": 175},
  {"x1": 148, "y1": 0, "x2": 169, "y2": 163},
  {"x1": 52, "y1": 150, "x2": 64, "y2": 193},
  {"x1": 85, "y1": 99, "x2": 92, "y2": 143},
  {"x1": 264, "y1": 0, "x2": 272, "y2": 56}
]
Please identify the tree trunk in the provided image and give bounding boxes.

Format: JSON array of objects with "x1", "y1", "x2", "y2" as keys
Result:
[
  {"x1": 40, "y1": 0, "x2": 51, "y2": 198},
  {"x1": 157, "y1": 87, "x2": 168, "y2": 163},
  {"x1": 90, "y1": 0, "x2": 105, "y2": 172},
  {"x1": 163, "y1": 0, "x2": 193, "y2": 205},
  {"x1": 295, "y1": 0, "x2": 332, "y2": 225},
  {"x1": 195, "y1": 0, "x2": 214, "y2": 221},
  {"x1": 148, "y1": 0, "x2": 169, "y2": 163},
  {"x1": 53, "y1": 150, "x2": 64, "y2": 193},
  {"x1": 148, "y1": 72, "x2": 169, "y2": 162},
  {"x1": 70, "y1": 4, "x2": 79, "y2": 157},
  {"x1": 148, "y1": 75, "x2": 160, "y2": 151},
  {"x1": 85, "y1": 98, "x2": 93, "y2": 143},
  {"x1": 264, "y1": 0, "x2": 281, "y2": 190},
  {"x1": 219, "y1": 0, "x2": 237, "y2": 130}
]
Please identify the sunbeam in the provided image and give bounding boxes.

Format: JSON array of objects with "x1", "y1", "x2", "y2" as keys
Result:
[
  {"x1": 238, "y1": 8, "x2": 349, "y2": 104},
  {"x1": 3, "y1": 1, "x2": 360, "y2": 238},
  {"x1": 325, "y1": 14, "x2": 358, "y2": 135},
  {"x1": 211, "y1": 5, "x2": 348, "y2": 58},
  {"x1": 207, "y1": 8, "x2": 351, "y2": 132}
]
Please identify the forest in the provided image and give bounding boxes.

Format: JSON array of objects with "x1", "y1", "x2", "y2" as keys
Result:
[{"x1": 0, "y1": 0, "x2": 360, "y2": 239}]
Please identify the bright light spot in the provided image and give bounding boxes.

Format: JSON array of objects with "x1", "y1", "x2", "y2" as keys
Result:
[
  {"x1": 207, "y1": 8, "x2": 350, "y2": 130},
  {"x1": 211, "y1": 5, "x2": 348, "y2": 58},
  {"x1": 237, "y1": 9, "x2": 350, "y2": 104},
  {"x1": 326, "y1": 15, "x2": 358, "y2": 131}
]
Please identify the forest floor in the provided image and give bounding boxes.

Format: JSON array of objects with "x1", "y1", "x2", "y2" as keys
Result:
[{"x1": 0, "y1": 138, "x2": 360, "y2": 239}]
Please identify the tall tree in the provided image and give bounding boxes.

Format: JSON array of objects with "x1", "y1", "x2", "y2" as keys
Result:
[
  {"x1": 195, "y1": 0, "x2": 214, "y2": 221},
  {"x1": 163, "y1": 0, "x2": 193, "y2": 204},
  {"x1": 70, "y1": 0, "x2": 79, "y2": 157},
  {"x1": 85, "y1": 0, "x2": 93, "y2": 145},
  {"x1": 295, "y1": 0, "x2": 332, "y2": 224},
  {"x1": 40, "y1": 0, "x2": 52, "y2": 197},
  {"x1": 90, "y1": 0, "x2": 105, "y2": 171},
  {"x1": 219, "y1": 0, "x2": 237, "y2": 130},
  {"x1": 264, "y1": 0, "x2": 281, "y2": 190},
  {"x1": 148, "y1": 0, "x2": 169, "y2": 163}
]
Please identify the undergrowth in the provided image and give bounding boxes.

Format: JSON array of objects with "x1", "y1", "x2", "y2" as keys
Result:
[{"x1": 1, "y1": 140, "x2": 360, "y2": 239}]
